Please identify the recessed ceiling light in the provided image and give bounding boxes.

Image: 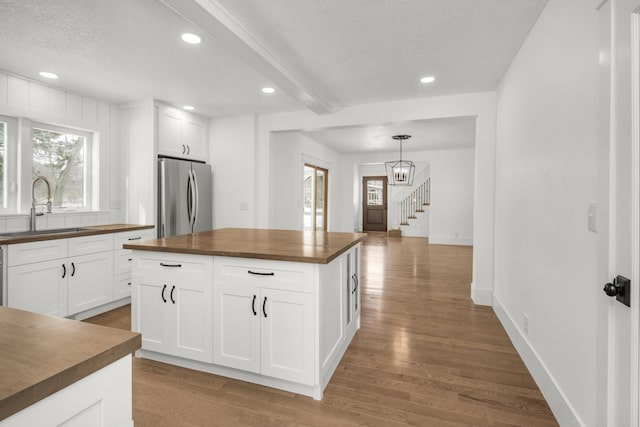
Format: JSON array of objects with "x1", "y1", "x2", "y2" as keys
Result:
[
  {"x1": 39, "y1": 71, "x2": 58, "y2": 79},
  {"x1": 181, "y1": 33, "x2": 202, "y2": 44},
  {"x1": 182, "y1": 105, "x2": 195, "y2": 111},
  {"x1": 262, "y1": 87, "x2": 275, "y2": 94},
  {"x1": 420, "y1": 76, "x2": 436, "y2": 84}
]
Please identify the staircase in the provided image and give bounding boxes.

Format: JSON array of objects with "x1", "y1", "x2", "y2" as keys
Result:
[
  {"x1": 388, "y1": 174, "x2": 431, "y2": 237},
  {"x1": 399, "y1": 178, "x2": 430, "y2": 226}
]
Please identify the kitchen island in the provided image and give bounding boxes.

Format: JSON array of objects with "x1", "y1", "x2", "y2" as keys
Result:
[
  {"x1": 0, "y1": 306, "x2": 140, "y2": 426},
  {"x1": 125, "y1": 228, "x2": 366, "y2": 399}
]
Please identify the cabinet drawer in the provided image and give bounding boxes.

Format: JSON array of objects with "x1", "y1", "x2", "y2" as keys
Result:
[
  {"x1": 133, "y1": 251, "x2": 213, "y2": 281},
  {"x1": 114, "y1": 249, "x2": 134, "y2": 275},
  {"x1": 113, "y1": 273, "x2": 132, "y2": 300},
  {"x1": 8, "y1": 239, "x2": 68, "y2": 266},
  {"x1": 68, "y1": 234, "x2": 113, "y2": 257},
  {"x1": 214, "y1": 257, "x2": 315, "y2": 293},
  {"x1": 113, "y1": 229, "x2": 155, "y2": 250}
]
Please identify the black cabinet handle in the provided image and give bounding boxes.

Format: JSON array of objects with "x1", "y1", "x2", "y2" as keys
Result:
[
  {"x1": 263, "y1": 296, "x2": 268, "y2": 318},
  {"x1": 127, "y1": 282, "x2": 131, "y2": 286},
  {"x1": 160, "y1": 262, "x2": 182, "y2": 268},
  {"x1": 128, "y1": 236, "x2": 142, "y2": 241},
  {"x1": 161, "y1": 284, "x2": 167, "y2": 302},
  {"x1": 186, "y1": 145, "x2": 191, "y2": 155},
  {"x1": 352, "y1": 274, "x2": 359, "y2": 294},
  {"x1": 128, "y1": 258, "x2": 133, "y2": 262},
  {"x1": 182, "y1": 144, "x2": 186, "y2": 154},
  {"x1": 62, "y1": 264, "x2": 66, "y2": 278},
  {"x1": 252, "y1": 295, "x2": 257, "y2": 315},
  {"x1": 248, "y1": 270, "x2": 275, "y2": 276},
  {"x1": 71, "y1": 262, "x2": 76, "y2": 277},
  {"x1": 170, "y1": 285, "x2": 176, "y2": 304}
]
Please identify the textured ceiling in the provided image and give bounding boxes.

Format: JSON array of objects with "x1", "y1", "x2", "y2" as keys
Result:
[
  {"x1": 292, "y1": 116, "x2": 476, "y2": 154},
  {"x1": 0, "y1": 0, "x2": 546, "y2": 151}
]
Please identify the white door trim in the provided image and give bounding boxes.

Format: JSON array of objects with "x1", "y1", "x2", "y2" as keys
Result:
[{"x1": 631, "y1": 7, "x2": 640, "y2": 426}]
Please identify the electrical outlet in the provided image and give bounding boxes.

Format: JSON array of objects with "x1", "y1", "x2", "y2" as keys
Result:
[{"x1": 523, "y1": 314, "x2": 529, "y2": 335}]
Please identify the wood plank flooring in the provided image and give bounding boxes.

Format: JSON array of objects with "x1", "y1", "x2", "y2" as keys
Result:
[{"x1": 85, "y1": 233, "x2": 558, "y2": 426}]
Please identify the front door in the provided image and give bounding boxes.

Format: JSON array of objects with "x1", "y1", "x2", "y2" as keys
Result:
[{"x1": 362, "y1": 176, "x2": 387, "y2": 232}]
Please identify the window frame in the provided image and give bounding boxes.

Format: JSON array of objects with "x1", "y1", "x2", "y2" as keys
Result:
[
  {"x1": 0, "y1": 114, "x2": 19, "y2": 215},
  {"x1": 28, "y1": 121, "x2": 95, "y2": 213}
]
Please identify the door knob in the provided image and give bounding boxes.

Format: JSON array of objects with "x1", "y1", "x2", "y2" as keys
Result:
[{"x1": 603, "y1": 275, "x2": 631, "y2": 307}]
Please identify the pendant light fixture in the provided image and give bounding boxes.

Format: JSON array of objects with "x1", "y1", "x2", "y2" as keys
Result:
[{"x1": 385, "y1": 135, "x2": 415, "y2": 186}]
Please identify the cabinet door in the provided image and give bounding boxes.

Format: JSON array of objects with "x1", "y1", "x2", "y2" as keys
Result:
[
  {"x1": 169, "y1": 280, "x2": 213, "y2": 362},
  {"x1": 113, "y1": 273, "x2": 132, "y2": 300},
  {"x1": 183, "y1": 117, "x2": 207, "y2": 161},
  {"x1": 7, "y1": 260, "x2": 67, "y2": 317},
  {"x1": 67, "y1": 252, "x2": 113, "y2": 315},
  {"x1": 158, "y1": 106, "x2": 185, "y2": 158},
  {"x1": 134, "y1": 279, "x2": 169, "y2": 353},
  {"x1": 260, "y1": 289, "x2": 314, "y2": 385},
  {"x1": 213, "y1": 282, "x2": 260, "y2": 372}
]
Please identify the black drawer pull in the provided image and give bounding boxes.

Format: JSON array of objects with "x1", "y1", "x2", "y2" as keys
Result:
[
  {"x1": 248, "y1": 270, "x2": 274, "y2": 276},
  {"x1": 160, "y1": 262, "x2": 182, "y2": 268},
  {"x1": 128, "y1": 258, "x2": 133, "y2": 262},
  {"x1": 161, "y1": 284, "x2": 167, "y2": 302},
  {"x1": 71, "y1": 262, "x2": 76, "y2": 277},
  {"x1": 252, "y1": 295, "x2": 257, "y2": 315},
  {"x1": 127, "y1": 282, "x2": 132, "y2": 286},
  {"x1": 263, "y1": 296, "x2": 268, "y2": 318},
  {"x1": 62, "y1": 264, "x2": 66, "y2": 278},
  {"x1": 170, "y1": 285, "x2": 176, "y2": 304},
  {"x1": 128, "y1": 236, "x2": 142, "y2": 241}
]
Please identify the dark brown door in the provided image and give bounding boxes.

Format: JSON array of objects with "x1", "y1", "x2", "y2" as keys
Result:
[{"x1": 363, "y1": 176, "x2": 387, "y2": 231}]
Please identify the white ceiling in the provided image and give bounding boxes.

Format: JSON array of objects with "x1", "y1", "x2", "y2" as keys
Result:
[
  {"x1": 0, "y1": 0, "x2": 547, "y2": 149},
  {"x1": 290, "y1": 116, "x2": 477, "y2": 154}
]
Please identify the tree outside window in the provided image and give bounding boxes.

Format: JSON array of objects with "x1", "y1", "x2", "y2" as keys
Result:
[{"x1": 32, "y1": 127, "x2": 90, "y2": 210}]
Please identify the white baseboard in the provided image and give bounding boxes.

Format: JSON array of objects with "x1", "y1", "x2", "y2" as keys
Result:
[
  {"x1": 470, "y1": 282, "x2": 493, "y2": 306},
  {"x1": 429, "y1": 236, "x2": 473, "y2": 246},
  {"x1": 493, "y1": 296, "x2": 583, "y2": 427}
]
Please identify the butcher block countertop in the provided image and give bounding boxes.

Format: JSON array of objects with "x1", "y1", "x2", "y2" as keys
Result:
[
  {"x1": 0, "y1": 307, "x2": 141, "y2": 421},
  {"x1": 0, "y1": 223, "x2": 154, "y2": 244},
  {"x1": 124, "y1": 228, "x2": 367, "y2": 264}
]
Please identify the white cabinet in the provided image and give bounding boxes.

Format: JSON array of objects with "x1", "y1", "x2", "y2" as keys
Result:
[
  {"x1": 113, "y1": 229, "x2": 156, "y2": 299},
  {"x1": 213, "y1": 258, "x2": 315, "y2": 385},
  {"x1": 157, "y1": 105, "x2": 207, "y2": 161},
  {"x1": 8, "y1": 259, "x2": 68, "y2": 317},
  {"x1": 344, "y1": 245, "x2": 361, "y2": 336},
  {"x1": 67, "y1": 251, "x2": 113, "y2": 314},
  {"x1": 5, "y1": 230, "x2": 155, "y2": 318},
  {"x1": 132, "y1": 252, "x2": 213, "y2": 363}
]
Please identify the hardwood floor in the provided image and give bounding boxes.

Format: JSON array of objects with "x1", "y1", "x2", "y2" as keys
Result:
[{"x1": 85, "y1": 233, "x2": 558, "y2": 426}]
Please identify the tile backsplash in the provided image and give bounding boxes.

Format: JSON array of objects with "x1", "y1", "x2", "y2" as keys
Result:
[{"x1": 0, "y1": 211, "x2": 113, "y2": 232}]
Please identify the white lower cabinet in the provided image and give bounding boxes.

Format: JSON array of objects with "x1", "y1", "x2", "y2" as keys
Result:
[
  {"x1": 132, "y1": 252, "x2": 213, "y2": 363},
  {"x1": 7, "y1": 259, "x2": 68, "y2": 317},
  {"x1": 67, "y1": 251, "x2": 113, "y2": 314},
  {"x1": 213, "y1": 280, "x2": 314, "y2": 385}
]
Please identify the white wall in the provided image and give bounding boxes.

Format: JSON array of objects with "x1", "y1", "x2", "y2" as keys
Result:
[
  {"x1": 0, "y1": 71, "x2": 122, "y2": 230},
  {"x1": 209, "y1": 115, "x2": 256, "y2": 229},
  {"x1": 270, "y1": 131, "x2": 342, "y2": 231},
  {"x1": 493, "y1": 0, "x2": 599, "y2": 425}
]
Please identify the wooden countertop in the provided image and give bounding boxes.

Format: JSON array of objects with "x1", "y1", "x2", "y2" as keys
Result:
[
  {"x1": 124, "y1": 228, "x2": 367, "y2": 264},
  {"x1": 0, "y1": 307, "x2": 141, "y2": 421},
  {"x1": 0, "y1": 223, "x2": 154, "y2": 244}
]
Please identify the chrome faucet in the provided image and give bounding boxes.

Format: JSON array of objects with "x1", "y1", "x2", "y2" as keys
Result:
[{"x1": 30, "y1": 176, "x2": 52, "y2": 231}]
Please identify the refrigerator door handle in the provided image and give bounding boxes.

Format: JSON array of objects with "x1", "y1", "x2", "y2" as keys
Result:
[
  {"x1": 192, "y1": 169, "x2": 200, "y2": 232},
  {"x1": 159, "y1": 160, "x2": 166, "y2": 238},
  {"x1": 186, "y1": 169, "x2": 193, "y2": 228}
]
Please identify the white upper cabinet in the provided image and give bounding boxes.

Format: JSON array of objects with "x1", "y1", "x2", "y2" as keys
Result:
[{"x1": 157, "y1": 104, "x2": 208, "y2": 161}]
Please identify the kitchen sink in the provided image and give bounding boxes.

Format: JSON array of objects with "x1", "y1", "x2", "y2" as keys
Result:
[{"x1": 0, "y1": 227, "x2": 91, "y2": 238}]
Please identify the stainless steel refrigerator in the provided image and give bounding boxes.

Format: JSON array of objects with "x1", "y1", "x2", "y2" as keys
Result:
[{"x1": 158, "y1": 157, "x2": 212, "y2": 238}]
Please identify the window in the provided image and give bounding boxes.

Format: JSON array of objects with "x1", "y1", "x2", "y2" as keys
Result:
[
  {"x1": 303, "y1": 164, "x2": 328, "y2": 231},
  {"x1": 0, "y1": 114, "x2": 17, "y2": 212},
  {"x1": 32, "y1": 124, "x2": 92, "y2": 210}
]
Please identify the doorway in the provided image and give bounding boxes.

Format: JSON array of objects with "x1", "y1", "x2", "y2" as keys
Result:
[
  {"x1": 362, "y1": 176, "x2": 388, "y2": 232},
  {"x1": 303, "y1": 164, "x2": 328, "y2": 231}
]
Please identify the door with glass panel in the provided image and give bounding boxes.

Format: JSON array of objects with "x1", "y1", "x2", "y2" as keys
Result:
[
  {"x1": 362, "y1": 176, "x2": 387, "y2": 232},
  {"x1": 303, "y1": 164, "x2": 328, "y2": 231}
]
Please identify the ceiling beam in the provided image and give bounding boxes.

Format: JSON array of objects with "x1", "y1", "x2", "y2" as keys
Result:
[{"x1": 159, "y1": 0, "x2": 337, "y2": 115}]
